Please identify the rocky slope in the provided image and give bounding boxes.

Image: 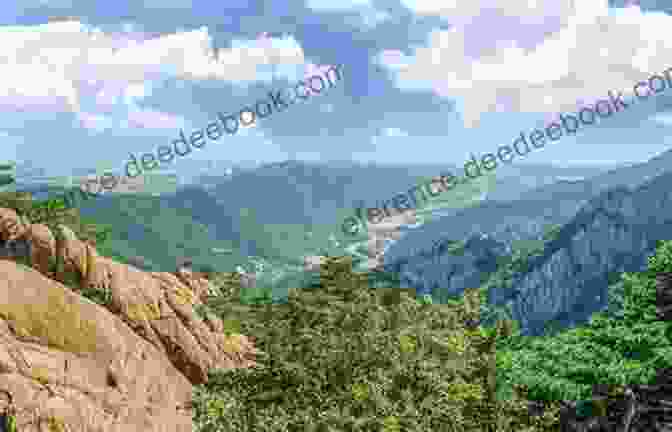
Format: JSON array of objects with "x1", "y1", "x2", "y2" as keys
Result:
[
  {"x1": 0, "y1": 207, "x2": 260, "y2": 431},
  {"x1": 383, "y1": 168, "x2": 672, "y2": 336},
  {"x1": 494, "y1": 171, "x2": 672, "y2": 335},
  {"x1": 0, "y1": 261, "x2": 193, "y2": 432}
]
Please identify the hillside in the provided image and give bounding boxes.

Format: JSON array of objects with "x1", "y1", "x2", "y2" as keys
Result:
[{"x1": 52, "y1": 190, "x2": 246, "y2": 273}]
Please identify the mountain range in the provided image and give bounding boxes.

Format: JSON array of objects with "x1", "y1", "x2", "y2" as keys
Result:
[
  {"x1": 15, "y1": 155, "x2": 665, "y2": 338},
  {"x1": 383, "y1": 147, "x2": 672, "y2": 335}
]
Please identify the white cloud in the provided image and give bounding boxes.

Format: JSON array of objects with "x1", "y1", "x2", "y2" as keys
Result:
[
  {"x1": 0, "y1": 21, "x2": 307, "y2": 126},
  {"x1": 384, "y1": 0, "x2": 672, "y2": 128}
]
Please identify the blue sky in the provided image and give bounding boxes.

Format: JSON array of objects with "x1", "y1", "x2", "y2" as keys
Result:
[{"x1": 3, "y1": 0, "x2": 672, "y2": 175}]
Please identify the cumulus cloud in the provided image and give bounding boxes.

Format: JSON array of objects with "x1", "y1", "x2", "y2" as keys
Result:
[
  {"x1": 0, "y1": 20, "x2": 306, "y2": 130},
  {"x1": 384, "y1": 0, "x2": 672, "y2": 128}
]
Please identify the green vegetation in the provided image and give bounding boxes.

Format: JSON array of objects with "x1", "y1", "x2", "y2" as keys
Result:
[
  {"x1": 2, "y1": 413, "x2": 17, "y2": 432},
  {"x1": 0, "y1": 274, "x2": 99, "y2": 354},
  {"x1": 0, "y1": 174, "x2": 14, "y2": 188},
  {"x1": 0, "y1": 191, "x2": 111, "y2": 247},
  {"x1": 71, "y1": 194, "x2": 245, "y2": 272},
  {"x1": 541, "y1": 224, "x2": 562, "y2": 243},
  {"x1": 192, "y1": 235, "x2": 672, "y2": 430},
  {"x1": 443, "y1": 239, "x2": 467, "y2": 256},
  {"x1": 496, "y1": 239, "x2": 672, "y2": 401},
  {"x1": 194, "y1": 257, "x2": 561, "y2": 431},
  {"x1": 483, "y1": 238, "x2": 546, "y2": 292},
  {"x1": 413, "y1": 171, "x2": 496, "y2": 225},
  {"x1": 0, "y1": 162, "x2": 15, "y2": 190}
]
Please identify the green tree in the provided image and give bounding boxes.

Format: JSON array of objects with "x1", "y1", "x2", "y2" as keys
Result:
[
  {"x1": 193, "y1": 257, "x2": 561, "y2": 431},
  {"x1": 497, "y1": 240, "x2": 672, "y2": 402}
]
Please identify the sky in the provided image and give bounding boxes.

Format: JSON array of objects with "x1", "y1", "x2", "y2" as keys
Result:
[{"x1": 3, "y1": 0, "x2": 672, "y2": 175}]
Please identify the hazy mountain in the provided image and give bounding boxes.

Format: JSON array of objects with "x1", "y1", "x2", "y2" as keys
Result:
[
  {"x1": 387, "y1": 148, "x2": 672, "y2": 253},
  {"x1": 486, "y1": 163, "x2": 617, "y2": 202},
  {"x1": 39, "y1": 158, "x2": 627, "y2": 278},
  {"x1": 203, "y1": 159, "x2": 462, "y2": 226},
  {"x1": 383, "y1": 148, "x2": 672, "y2": 334}
]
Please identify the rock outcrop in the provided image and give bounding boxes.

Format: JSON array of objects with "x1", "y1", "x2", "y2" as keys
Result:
[
  {"x1": 0, "y1": 205, "x2": 262, "y2": 431},
  {"x1": 0, "y1": 260, "x2": 193, "y2": 432}
]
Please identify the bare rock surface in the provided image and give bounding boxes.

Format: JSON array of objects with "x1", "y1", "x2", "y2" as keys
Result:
[
  {"x1": 0, "y1": 260, "x2": 193, "y2": 432},
  {"x1": 0, "y1": 205, "x2": 262, "y2": 430}
]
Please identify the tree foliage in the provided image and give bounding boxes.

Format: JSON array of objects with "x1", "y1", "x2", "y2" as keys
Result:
[
  {"x1": 194, "y1": 257, "x2": 561, "y2": 431},
  {"x1": 496, "y1": 240, "x2": 672, "y2": 402}
]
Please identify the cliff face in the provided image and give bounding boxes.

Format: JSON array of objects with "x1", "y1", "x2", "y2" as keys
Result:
[
  {"x1": 383, "y1": 233, "x2": 509, "y2": 300},
  {"x1": 385, "y1": 170, "x2": 672, "y2": 336},
  {"x1": 495, "y1": 172, "x2": 672, "y2": 335}
]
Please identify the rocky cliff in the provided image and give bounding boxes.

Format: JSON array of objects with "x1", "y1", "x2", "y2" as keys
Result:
[
  {"x1": 382, "y1": 232, "x2": 510, "y2": 301},
  {"x1": 384, "y1": 170, "x2": 672, "y2": 336},
  {"x1": 0, "y1": 206, "x2": 260, "y2": 431},
  {"x1": 495, "y1": 171, "x2": 672, "y2": 335}
]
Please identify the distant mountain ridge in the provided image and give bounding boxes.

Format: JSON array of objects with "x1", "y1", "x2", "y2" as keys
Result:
[
  {"x1": 387, "y1": 147, "x2": 672, "y2": 252},
  {"x1": 383, "y1": 147, "x2": 672, "y2": 335},
  {"x1": 499, "y1": 169, "x2": 672, "y2": 335},
  {"x1": 56, "y1": 158, "x2": 632, "y2": 278}
]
